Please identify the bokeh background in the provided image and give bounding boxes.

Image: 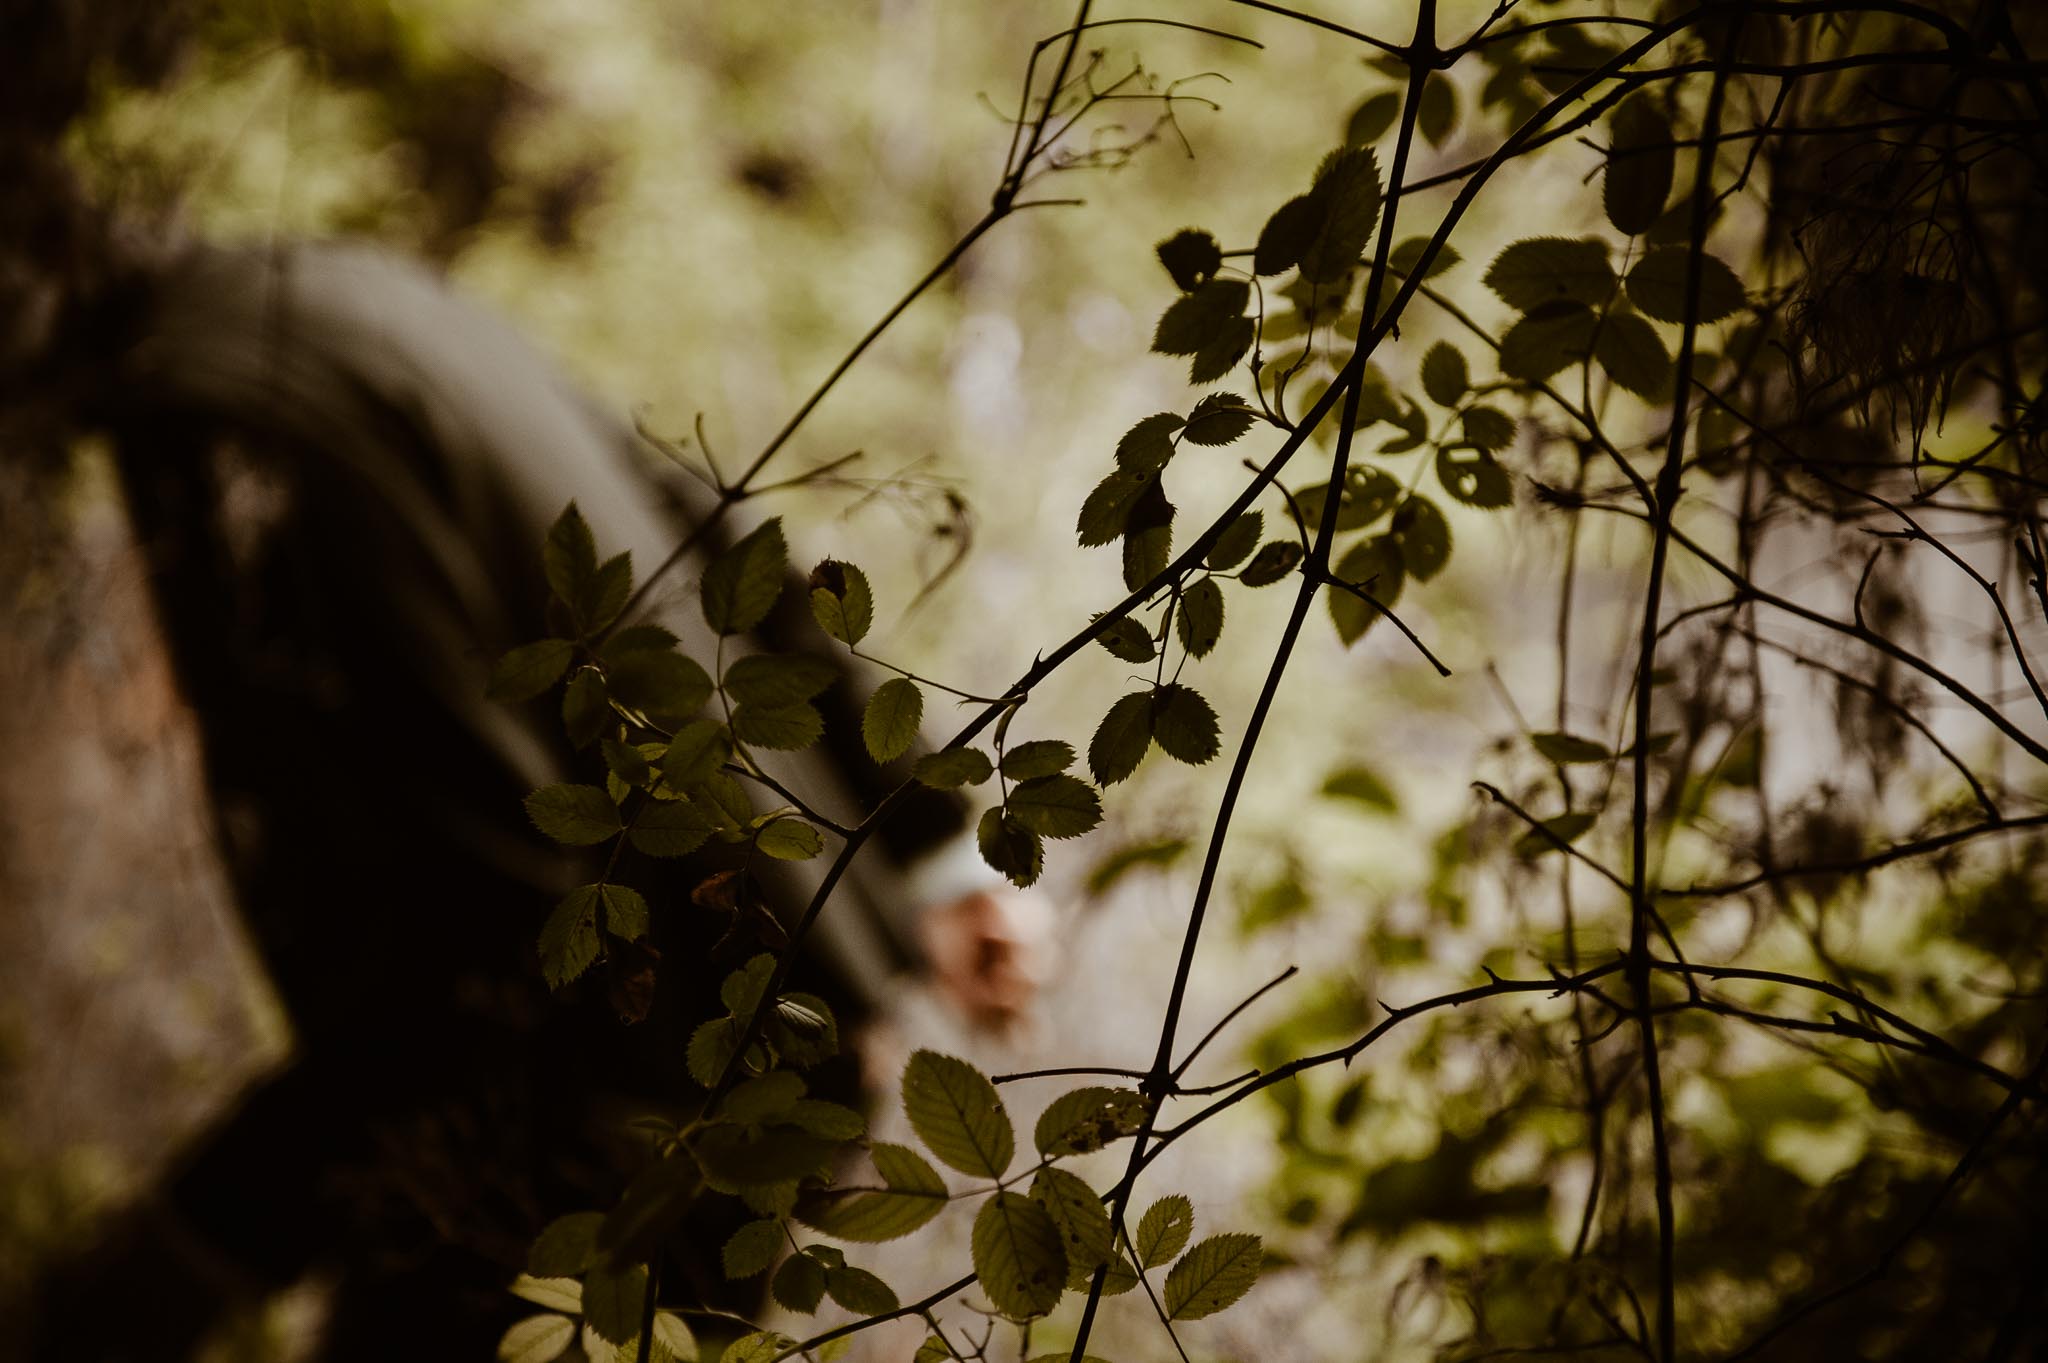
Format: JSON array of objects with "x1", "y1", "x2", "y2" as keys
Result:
[{"x1": 10, "y1": 1, "x2": 2045, "y2": 1360}]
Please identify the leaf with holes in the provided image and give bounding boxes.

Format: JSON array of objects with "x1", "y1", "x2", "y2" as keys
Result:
[{"x1": 1139, "y1": 1194, "x2": 1195, "y2": 1268}]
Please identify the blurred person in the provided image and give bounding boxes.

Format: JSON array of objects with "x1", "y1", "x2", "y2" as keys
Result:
[{"x1": 29, "y1": 240, "x2": 1051, "y2": 1361}]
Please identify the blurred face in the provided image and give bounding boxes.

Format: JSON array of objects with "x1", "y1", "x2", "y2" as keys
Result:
[{"x1": 917, "y1": 885, "x2": 1055, "y2": 1033}]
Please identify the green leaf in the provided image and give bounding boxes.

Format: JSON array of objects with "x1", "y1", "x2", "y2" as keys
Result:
[
  {"x1": 1625, "y1": 245, "x2": 1745, "y2": 324},
  {"x1": 1420, "y1": 341, "x2": 1469, "y2": 407},
  {"x1": 1030, "y1": 1166, "x2": 1115, "y2": 1286},
  {"x1": 724, "y1": 1333, "x2": 798, "y2": 1363},
  {"x1": 1437, "y1": 446, "x2": 1513, "y2": 509},
  {"x1": 825, "y1": 1265, "x2": 899, "y2": 1315},
  {"x1": 1076, "y1": 470, "x2": 1154, "y2": 548},
  {"x1": 1417, "y1": 70, "x2": 1458, "y2": 147},
  {"x1": 1001, "y1": 740, "x2": 1076, "y2": 781},
  {"x1": 1034, "y1": 1087, "x2": 1149, "y2": 1157},
  {"x1": 808, "y1": 560, "x2": 873, "y2": 645},
  {"x1": 536, "y1": 888, "x2": 598, "y2": 982},
  {"x1": 912, "y1": 747, "x2": 995, "y2": 788},
  {"x1": 1388, "y1": 236, "x2": 1460, "y2": 281},
  {"x1": 1293, "y1": 465, "x2": 1401, "y2": 533},
  {"x1": 1094, "y1": 615, "x2": 1156, "y2": 663},
  {"x1": 601, "y1": 883, "x2": 649, "y2": 940},
  {"x1": 1114, "y1": 413, "x2": 1185, "y2": 477},
  {"x1": 601, "y1": 737, "x2": 651, "y2": 788},
  {"x1": 723, "y1": 1219, "x2": 784, "y2": 1279},
  {"x1": 1300, "y1": 147, "x2": 1382, "y2": 284},
  {"x1": 1460, "y1": 405, "x2": 1517, "y2": 454},
  {"x1": 1153, "y1": 279, "x2": 1249, "y2": 357},
  {"x1": 1532, "y1": 731, "x2": 1613, "y2": 763},
  {"x1": 579, "y1": 552, "x2": 633, "y2": 633},
  {"x1": 661, "y1": 720, "x2": 732, "y2": 788},
  {"x1": 971, "y1": 1191, "x2": 1068, "y2": 1321},
  {"x1": 733, "y1": 701, "x2": 825, "y2": 751},
  {"x1": 1595, "y1": 311, "x2": 1673, "y2": 396},
  {"x1": 630, "y1": 796, "x2": 719, "y2": 858},
  {"x1": 721, "y1": 954, "x2": 776, "y2": 1019},
  {"x1": 1153, "y1": 684, "x2": 1221, "y2": 766},
  {"x1": 1513, "y1": 810, "x2": 1598, "y2": 858},
  {"x1": 1164, "y1": 1232, "x2": 1262, "y2": 1320},
  {"x1": 1089, "y1": 692, "x2": 1155, "y2": 786},
  {"x1": 863, "y1": 678, "x2": 923, "y2": 763},
  {"x1": 528, "y1": 1213, "x2": 603, "y2": 1278},
  {"x1": 1483, "y1": 237, "x2": 1615, "y2": 310},
  {"x1": 796, "y1": 1142, "x2": 947, "y2": 1243},
  {"x1": 773, "y1": 1251, "x2": 827, "y2": 1313},
  {"x1": 687, "y1": 1019, "x2": 740, "y2": 1089},
  {"x1": 1138, "y1": 1194, "x2": 1194, "y2": 1268},
  {"x1": 1084, "y1": 837, "x2": 1189, "y2": 895},
  {"x1": 526, "y1": 784, "x2": 621, "y2": 846},
  {"x1": 1008, "y1": 774, "x2": 1103, "y2": 840},
  {"x1": 562, "y1": 667, "x2": 608, "y2": 748},
  {"x1": 1240, "y1": 541, "x2": 1304, "y2": 587},
  {"x1": 1183, "y1": 393, "x2": 1256, "y2": 448},
  {"x1": 771, "y1": 993, "x2": 841, "y2": 1070},
  {"x1": 1322, "y1": 765, "x2": 1398, "y2": 811},
  {"x1": 1188, "y1": 317, "x2": 1254, "y2": 385},
  {"x1": 1388, "y1": 496, "x2": 1452, "y2": 583},
  {"x1": 724, "y1": 1071, "x2": 807, "y2": 1125},
  {"x1": 652, "y1": 1313, "x2": 697, "y2": 1361},
  {"x1": 1605, "y1": 95, "x2": 1674, "y2": 236},
  {"x1": 1175, "y1": 577, "x2": 1225, "y2": 659},
  {"x1": 786, "y1": 1097, "x2": 864, "y2": 1141},
  {"x1": 697, "y1": 1125, "x2": 839, "y2": 1190},
  {"x1": 607, "y1": 651, "x2": 714, "y2": 728},
  {"x1": 1253, "y1": 193, "x2": 1320, "y2": 277},
  {"x1": 977, "y1": 806, "x2": 1044, "y2": 888},
  {"x1": 1499, "y1": 301, "x2": 1599, "y2": 383},
  {"x1": 600, "y1": 623, "x2": 678, "y2": 661},
  {"x1": 490, "y1": 639, "x2": 574, "y2": 702},
  {"x1": 544, "y1": 502, "x2": 597, "y2": 608},
  {"x1": 498, "y1": 1315, "x2": 574, "y2": 1363},
  {"x1": 510, "y1": 1274, "x2": 581, "y2": 1312},
  {"x1": 1206, "y1": 512, "x2": 1263, "y2": 571},
  {"x1": 582, "y1": 1260, "x2": 648, "y2": 1344},
  {"x1": 1328, "y1": 537, "x2": 1404, "y2": 645},
  {"x1": 757, "y1": 817, "x2": 824, "y2": 861},
  {"x1": 724, "y1": 654, "x2": 838, "y2": 709},
  {"x1": 1122, "y1": 511, "x2": 1174, "y2": 591},
  {"x1": 1345, "y1": 90, "x2": 1399, "y2": 147},
  {"x1": 901, "y1": 1049, "x2": 1015, "y2": 1178},
  {"x1": 702, "y1": 519, "x2": 788, "y2": 635},
  {"x1": 1157, "y1": 228, "x2": 1222, "y2": 292}
]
